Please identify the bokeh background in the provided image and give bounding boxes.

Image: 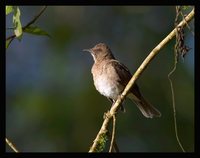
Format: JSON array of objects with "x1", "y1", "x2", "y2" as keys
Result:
[{"x1": 6, "y1": 6, "x2": 194, "y2": 152}]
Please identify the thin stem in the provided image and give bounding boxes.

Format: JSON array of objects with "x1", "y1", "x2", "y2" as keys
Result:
[
  {"x1": 23, "y1": 6, "x2": 47, "y2": 29},
  {"x1": 168, "y1": 72, "x2": 185, "y2": 152},
  {"x1": 6, "y1": 138, "x2": 19, "y2": 153},
  {"x1": 109, "y1": 114, "x2": 116, "y2": 152}
]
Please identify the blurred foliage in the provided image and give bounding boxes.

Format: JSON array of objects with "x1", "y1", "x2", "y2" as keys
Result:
[
  {"x1": 23, "y1": 25, "x2": 50, "y2": 37},
  {"x1": 6, "y1": 6, "x2": 194, "y2": 152},
  {"x1": 6, "y1": 6, "x2": 49, "y2": 49},
  {"x1": 6, "y1": 6, "x2": 14, "y2": 15},
  {"x1": 13, "y1": 6, "x2": 23, "y2": 39}
]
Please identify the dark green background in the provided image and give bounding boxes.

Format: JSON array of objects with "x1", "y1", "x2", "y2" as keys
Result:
[{"x1": 6, "y1": 6, "x2": 194, "y2": 152}]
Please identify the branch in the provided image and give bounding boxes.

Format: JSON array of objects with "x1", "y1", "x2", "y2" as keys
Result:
[
  {"x1": 109, "y1": 114, "x2": 116, "y2": 152},
  {"x1": 6, "y1": 6, "x2": 47, "y2": 41},
  {"x1": 89, "y1": 8, "x2": 194, "y2": 152},
  {"x1": 6, "y1": 138, "x2": 19, "y2": 153}
]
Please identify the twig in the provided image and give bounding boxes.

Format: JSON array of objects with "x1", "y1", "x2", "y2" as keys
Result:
[
  {"x1": 109, "y1": 114, "x2": 116, "y2": 152},
  {"x1": 23, "y1": 6, "x2": 47, "y2": 29},
  {"x1": 6, "y1": 6, "x2": 47, "y2": 41},
  {"x1": 168, "y1": 67, "x2": 185, "y2": 152},
  {"x1": 179, "y1": 7, "x2": 195, "y2": 36},
  {"x1": 166, "y1": 6, "x2": 187, "y2": 152},
  {"x1": 6, "y1": 138, "x2": 19, "y2": 153},
  {"x1": 107, "y1": 131, "x2": 119, "y2": 152},
  {"x1": 112, "y1": 139, "x2": 119, "y2": 152},
  {"x1": 88, "y1": 8, "x2": 194, "y2": 152}
]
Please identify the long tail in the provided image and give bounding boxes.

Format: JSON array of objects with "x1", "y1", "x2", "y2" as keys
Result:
[{"x1": 128, "y1": 93, "x2": 161, "y2": 118}]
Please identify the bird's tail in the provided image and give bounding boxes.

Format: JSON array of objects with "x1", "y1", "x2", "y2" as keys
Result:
[{"x1": 128, "y1": 93, "x2": 161, "y2": 118}]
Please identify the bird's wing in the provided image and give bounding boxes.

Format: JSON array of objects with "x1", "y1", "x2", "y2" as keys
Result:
[
  {"x1": 107, "y1": 59, "x2": 141, "y2": 97},
  {"x1": 107, "y1": 60, "x2": 161, "y2": 118},
  {"x1": 107, "y1": 60, "x2": 132, "y2": 85}
]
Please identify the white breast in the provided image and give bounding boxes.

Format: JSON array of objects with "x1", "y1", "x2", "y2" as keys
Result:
[{"x1": 93, "y1": 74, "x2": 121, "y2": 100}]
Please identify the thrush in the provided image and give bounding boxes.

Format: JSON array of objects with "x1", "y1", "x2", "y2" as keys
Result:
[{"x1": 83, "y1": 43, "x2": 161, "y2": 118}]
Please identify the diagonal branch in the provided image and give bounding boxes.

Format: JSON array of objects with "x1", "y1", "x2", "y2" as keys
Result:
[
  {"x1": 23, "y1": 6, "x2": 47, "y2": 29},
  {"x1": 89, "y1": 8, "x2": 194, "y2": 152},
  {"x1": 6, "y1": 138, "x2": 19, "y2": 153}
]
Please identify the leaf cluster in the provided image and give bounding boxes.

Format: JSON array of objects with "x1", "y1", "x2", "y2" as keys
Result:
[{"x1": 6, "y1": 6, "x2": 50, "y2": 49}]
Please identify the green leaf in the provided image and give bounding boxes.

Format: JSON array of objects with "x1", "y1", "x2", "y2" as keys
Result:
[
  {"x1": 13, "y1": 7, "x2": 23, "y2": 39},
  {"x1": 6, "y1": 6, "x2": 14, "y2": 15},
  {"x1": 24, "y1": 25, "x2": 50, "y2": 37},
  {"x1": 182, "y1": 6, "x2": 189, "y2": 10},
  {"x1": 6, "y1": 38, "x2": 13, "y2": 49}
]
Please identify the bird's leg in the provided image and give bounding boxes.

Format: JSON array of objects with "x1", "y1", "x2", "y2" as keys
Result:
[
  {"x1": 107, "y1": 98, "x2": 114, "y2": 104},
  {"x1": 107, "y1": 97, "x2": 125, "y2": 113}
]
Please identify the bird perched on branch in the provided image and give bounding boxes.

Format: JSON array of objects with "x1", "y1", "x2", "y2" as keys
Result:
[{"x1": 83, "y1": 43, "x2": 161, "y2": 118}]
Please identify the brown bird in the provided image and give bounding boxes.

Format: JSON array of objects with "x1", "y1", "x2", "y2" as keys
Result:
[{"x1": 83, "y1": 43, "x2": 161, "y2": 118}]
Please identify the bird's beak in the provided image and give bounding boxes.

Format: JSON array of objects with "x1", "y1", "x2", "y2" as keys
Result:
[{"x1": 83, "y1": 48, "x2": 92, "y2": 53}]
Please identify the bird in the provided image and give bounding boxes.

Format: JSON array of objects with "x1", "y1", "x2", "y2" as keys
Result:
[{"x1": 83, "y1": 43, "x2": 161, "y2": 118}]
